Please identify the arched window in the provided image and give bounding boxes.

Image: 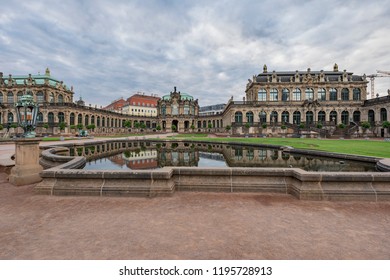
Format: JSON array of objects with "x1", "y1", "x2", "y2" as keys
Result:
[
  {"x1": 353, "y1": 88, "x2": 361, "y2": 100},
  {"x1": 381, "y1": 108, "x2": 387, "y2": 122},
  {"x1": 306, "y1": 111, "x2": 314, "y2": 124},
  {"x1": 197, "y1": 121, "x2": 201, "y2": 129},
  {"x1": 353, "y1": 111, "x2": 361, "y2": 123},
  {"x1": 305, "y1": 88, "x2": 314, "y2": 101},
  {"x1": 368, "y1": 110, "x2": 375, "y2": 124},
  {"x1": 341, "y1": 88, "x2": 349, "y2": 101},
  {"x1": 36, "y1": 91, "x2": 44, "y2": 103},
  {"x1": 91, "y1": 115, "x2": 95, "y2": 125},
  {"x1": 17, "y1": 91, "x2": 23, "y2": 101},
  {"x1": 246, "y1": 111, "x2": 254, "y2": 123},
  {"x1": 58, "y1": 112, "x2": 65, "y2": 123},
  {"x1": 37, "y1": 112, "x2": 43, "y2": 123},
  {"x1": 97, "y1": 116, "x2": 101, "y2": 127},
  {"x1": 281, "y1": 111, "x2": 289, "y2": 123},
  {"x1": 258, "y1": 88, "x2": 267, "y2": 101},
  {"x1": 341, "y1": 111, "x2": 349, "y2": 125},
  {"x1": 235, "y1": 112, "x2": 243, "y2": 123},
  {"x1": 7, "y1": 92, "x2": 14, "y2": 104},
  {"x1": 0, "y1": 92, "x2": 3, "y2": 103},
  {"x1": 69, "y1": 113, "x2": 75, "y2": 125},
  {"x1": 78, "y1": 114, "x2": 83, "y2": 124},
  {"x1": 318, "y1": 111, "x2": 326, "y2": 123},
  {"x1": 270, "y1": 88, "x2": 278, "y2": 101},
  {"x1": 282, "y1": 88, "x2": 289, "y2": 101},
  {"x1": 202, "y1": 120, "x2": 206, "y2": 128},
  {"x1": 85, "y1": 115, "x2": 89, "y2": 126},
  {"x1": 329, "y1": 88, "x2": 337, "y2": 101},
  {"x1": 330, "y1": 111, "x2": 338, "y2": 124},
  {"x1": 48, "y1": 112, "x2": 54, "y2": 124},
  {"x1": 259, "y1": 111, "x2": 266, "y2": 123},
  {"x1": 58, "y1": 94, "x2": 64, "y2": 104},
  {"x1": 293, "y1": 111, "x2": 301, "y2": 124},
  {"x1": 318, "y1": 88, "x2": 326, "y2": 101},
  {"x1": 161, "y1": 105, "x2": 166, "y2": 116},
  {"x1": 184, "y1": 105, "x2": 190, "y2": 115},
  {"x1": 293, "y1": 88, "x2": 301, "y2": 101},
  {"x1": 102, "y1": 117, "x2": 105, "y2": 127},
  {"x1": 270, "y1": 111, "x2": 278, "y2": 123},
  {"x1": 8, "y1": 112, "x2": 14, "y2": 123}
]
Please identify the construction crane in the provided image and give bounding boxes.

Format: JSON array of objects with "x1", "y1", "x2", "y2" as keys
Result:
[{"x1": 366, "y1": 70, "x2": 390, "y2": 99}]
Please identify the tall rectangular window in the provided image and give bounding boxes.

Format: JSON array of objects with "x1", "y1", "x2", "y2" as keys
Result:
[
  {"x1": 329, "y1": 88, "x2": 337, "y2": 101},
  {"x1": 270, "y1": 88, "x2": 278, "y2": 101},
  {"x1": 258, "y1": 89, "x2": 267, "y2": 101},
  {"x1": 293, "y1": 88, "x2": 301, "y2": 101},
  {"x1": 318, "y1": 88, "x2": 326, "y2": 101}
]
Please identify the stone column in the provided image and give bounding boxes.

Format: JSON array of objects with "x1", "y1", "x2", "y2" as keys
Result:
[{"x1": 9, "y1": 138, "x2": 43, "y2": 186}]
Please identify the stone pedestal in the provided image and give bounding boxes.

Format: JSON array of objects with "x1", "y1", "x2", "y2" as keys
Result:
[{"x1": 9, "y1": 138, "x2": 43, "y2": 186}]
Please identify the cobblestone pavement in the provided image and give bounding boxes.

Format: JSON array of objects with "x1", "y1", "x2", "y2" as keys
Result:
[{"x1": 1, "y1": 171, "x2": 389, "y2": 260}]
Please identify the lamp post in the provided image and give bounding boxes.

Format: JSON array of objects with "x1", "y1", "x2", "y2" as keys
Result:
[
  {"x1": 9, "y1": 93, "x2": 42, "y2": 186},
  {"x1": 15, "y1": 93, "x2": 39, "y2": 138}
]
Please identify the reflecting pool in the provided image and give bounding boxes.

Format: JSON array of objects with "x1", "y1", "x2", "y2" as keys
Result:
[{"x1": 82, "y1": 143, "x2": 377, "y2": 172}]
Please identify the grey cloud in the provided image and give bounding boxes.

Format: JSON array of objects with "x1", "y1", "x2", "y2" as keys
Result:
[{"x1": 1, "y1": 0, "x2": 389, "y2": 107}]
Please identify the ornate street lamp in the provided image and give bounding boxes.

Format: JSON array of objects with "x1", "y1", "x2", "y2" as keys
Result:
[{"x1": 15, "y1": 93, "x2": 39, "y2": 138}]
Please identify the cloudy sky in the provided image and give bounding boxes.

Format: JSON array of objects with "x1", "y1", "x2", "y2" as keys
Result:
[{"x1": 1, "y1": 0, "x2": 389, "y2": 107}]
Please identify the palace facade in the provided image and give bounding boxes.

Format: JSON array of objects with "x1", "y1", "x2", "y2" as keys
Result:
[{"x1": 1, "y1": 65, "x2": 389, "y2": 138}]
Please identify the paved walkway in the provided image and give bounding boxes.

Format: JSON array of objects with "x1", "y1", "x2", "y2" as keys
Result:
[
  {"x1": 1, "y1": 176, "x2": 389, "y2": 259},
  {"x1": 1, "y1": 135, "x2": 390, "y2": 259}
]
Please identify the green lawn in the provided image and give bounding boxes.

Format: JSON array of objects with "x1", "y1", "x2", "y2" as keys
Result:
[{"x1": 168, "y1": 135, "x2": 390, "y2": 158}]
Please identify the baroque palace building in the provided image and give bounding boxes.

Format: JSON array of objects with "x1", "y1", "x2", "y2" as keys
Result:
[{"x1": 1, "y1": 65, "x2": 389, "y2": 137}]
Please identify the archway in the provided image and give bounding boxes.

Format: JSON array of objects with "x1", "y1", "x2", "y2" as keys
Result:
[{"x1": 172, "y1": 120, "x2": 179, "y2": 132}]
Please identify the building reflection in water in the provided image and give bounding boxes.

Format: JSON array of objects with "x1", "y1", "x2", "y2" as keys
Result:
[{"x1": 84, "y1": 142, "x2": 376, "y2": 172}]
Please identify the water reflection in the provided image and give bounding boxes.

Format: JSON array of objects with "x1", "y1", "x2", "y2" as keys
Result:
[{"x1": 83, "y1": 142, "x2": 376, "y2": 172}]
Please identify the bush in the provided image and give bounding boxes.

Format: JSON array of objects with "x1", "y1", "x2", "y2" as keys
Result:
[
  {"x1": 58, "y1": 122, "x2": 67, "y2": 131},
  {"x1": 0, "y1": 124, "x2": 3, "y2": 130},
  {"x1": 262, "y1": 123, "x2": 267, "y2": 129},
  {"x1": 87, "y1": 124, "x2": 96, "y2": 130},
  {"x1": 244, "y1": 123, "x2": 251, "y2": 129},
  {"x1": 171, "y1": 124, "x2": 177, "y2": 132},
  {"x1": 10, "y1": 123, "x2": 18, "y2": 128},
  {"x1": 156, "y1": 125, "x2": 161, "y2": 131},
  {"x1": 43, "y1": 123, "x2": 49, "y2": 129},
  {"x1": 338, "y1": 123, "x2": 346, "y2": 129},
  {"x1": 225, "y1": 125, "x2": 231, "y2": 131},
  {"x1": 316, "y1": 123, "x2": 323, "y2": 129},
  {"x1": 299, "y1": 123, "x2": 305, "y2": 129},
  {"x1": 361, "y1": 121, "x2": 371, "y2": 129},
  {"x1": 281, "y1": 125, "x2": 286, "y2": 130},
  {"x1": 382, "y1": 121, "x2": 390, "y2": 129},
  {"x1": 70, "y1": 125, "x2": 77, "y2": 129},
  {"x1": 77, "y1": 124, "x2": 83, "y2": 130}
]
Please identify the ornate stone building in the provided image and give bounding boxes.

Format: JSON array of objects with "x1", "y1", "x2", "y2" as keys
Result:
[
  {"x1": 157, "y1": 87, "x2": 199, "y2": 131},
  {"x1": 217, "y1": 64, "x2": 389, "y2": 137},
  {"x1": 1, "y1": 66, "x2": 389, "y2": 137}
]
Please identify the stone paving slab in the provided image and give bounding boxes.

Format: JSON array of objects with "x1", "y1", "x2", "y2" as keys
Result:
[{"x1": 0, "y1": 174, "x2": 389, "y2": 260}]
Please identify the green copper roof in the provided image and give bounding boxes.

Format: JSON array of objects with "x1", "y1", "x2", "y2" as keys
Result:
[
  {"x1": 162, "y1": 92, "x2": 194, "y2": 101},
  {"x1": 2, "y1": 69, "x2": 70, "y2": 90}
]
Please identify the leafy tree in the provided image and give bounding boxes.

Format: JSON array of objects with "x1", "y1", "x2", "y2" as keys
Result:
[
  {"x1": 123, "y1": 120, "x2": 132, "y2": 128},
  {"x1": 156, "y1": 125, "x2": 161, "y2": 131},
  {"x1": 58, "y1": 122, "x2": 67, "y2": 131},
  {"x1": 77, "y1": 124, "x2": 83, "y2": 130},
  {"x1": 361, "y1": 121, "x2": 371, "y2": 130},
  {"x1": 382, "y1": 121, "x2": 390, "y2": 129},
  {"x1": 87, "y1": 124, "x2": 96, "y2": 130}
]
